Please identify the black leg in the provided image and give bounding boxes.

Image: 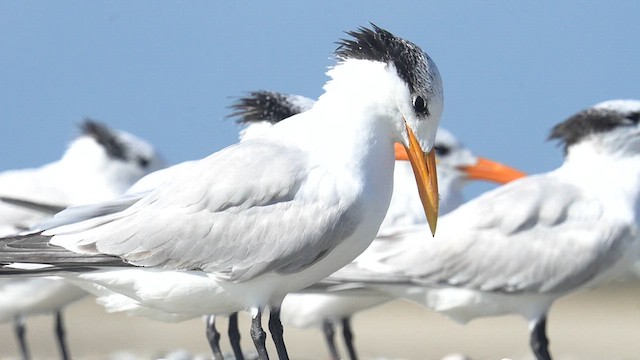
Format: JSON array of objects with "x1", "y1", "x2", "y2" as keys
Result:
[
  {"x1": 530, "y1": 316, "x2": 552, "y2": 360},
  {"x1": 54, "y1": 311, "x2": 71, "y2": 360},
  {"x1": 228, "y1": 312, "x2": 245, "y2": 360},
  {"x1": 342, "y1": 317, "x2": 358, "y2": 360},
  {"x1": 268, "y1": 306, "x2": 290, "y2": 360},
  {"x1": 322, "y1": 320, "x2": 340, "y2": 360},
  {"x1": 13, "y1": 315, "x2": 30, "y2": 360},
  {"x1": 250, "y1": 308, "x2": 269, "y2": 360},
  {"x1": 206, "y1": 315, "x2": 225, "y2": 360}
]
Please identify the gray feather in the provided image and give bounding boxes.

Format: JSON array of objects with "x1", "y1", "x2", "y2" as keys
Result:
[
  {"x1": 43, "y1": 139, "x2": 361, "y2": 282},
  {"x1": 0, "y1": 196, "x2": 67, "y2": 215},
  {"x1": 330, "y1": 175, "x2": 633, "y2": 295},
  {"x1": 0, "y1": 232, "x2": 127, "y2": 273}
]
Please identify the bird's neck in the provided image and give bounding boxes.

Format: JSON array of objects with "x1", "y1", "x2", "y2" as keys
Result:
[
  {"x1": 260, "y1": 61, "x2": 395, "y2": 169},
  {"x1": 379, "y1": 162, "x2": 426, "y2": 231},
  {"x1": 269, "y1": 60, "x2": 402, "y2": 225},
  {"x1": 559, "y1": 143, "x2": 640, "y2": 221},
  {"x1": 435, "y1": 168, "x2": 466, "y2": 216},
  {"x1": 310, "y1": 66, "x2": 400, "y2": 177},
  {"x1": 56, "y1": 137, "x2": 131, "y2": 202}
]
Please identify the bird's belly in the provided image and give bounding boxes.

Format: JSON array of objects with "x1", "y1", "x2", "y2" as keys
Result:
[
  {"x1": 71, "y1": 269, "x2": 244, "y2": 315},
  {"x1": 0, "y1": 278, "x2": 87, "y2": 322},
  {"x1": 280, "y1": 292, "x2": 391, "y2": 328},
  {"x1": 214, "y1": 222, "x2": 382, "y2": 310},
  {"x1": 65, "y1": 209, "x2": 384, "y2": 316},
  {"x1": 399, "y1": 286, "x2": 556, "y2": 324}
]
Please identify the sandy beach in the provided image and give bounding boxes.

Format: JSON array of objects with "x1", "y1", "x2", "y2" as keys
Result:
[{"x1": 1, "y1": 280, "x2": 640, "y2": 360}]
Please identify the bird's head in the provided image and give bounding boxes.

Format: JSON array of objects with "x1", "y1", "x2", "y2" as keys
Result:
[
  {"x1": 549, "y1": 100, "x2": 640, "y2": 157},
  {"x1": 74, "y1": 119, "x2": 166, "y2": 191},
  {"x1": 334, "y1": 24, "x2": 444, "y2": 234}
]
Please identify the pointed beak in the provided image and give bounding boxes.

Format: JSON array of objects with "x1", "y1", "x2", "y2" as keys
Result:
[
  {"x1": 461, "y1": 157, "x2": 526, "y2": 184},
  {"x1": 403, "y1": 123, "x2": 439, "y2": 236}
]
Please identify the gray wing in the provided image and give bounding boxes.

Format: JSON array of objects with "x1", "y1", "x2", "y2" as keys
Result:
[
  {"x1": 31, "y1": 194, "x2": 146, "y2": 232},
  {"x1": 0, "y1": 196, "x2": 67, "y2": 215},
  {"x1": 43, "y1": 139, "x2": 361, "y2": 282},
  {"x1": 0, "y1": 168, "x2": 65, "y2": 234},
  {"x1": 333, "y1": 175, "x2": 632, "y2": 294},
  {"x1": 0, "y1": 232, "x2": 126, "y2": 273},
  {"x1": 34, "y1": 161, "x2": 202, "y2": 231}
]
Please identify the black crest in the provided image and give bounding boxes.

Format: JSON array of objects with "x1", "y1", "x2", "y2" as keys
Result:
[
  {"x1": 80, "y1": 119, "x2": 127, "y2": 160},
  {"x1": 549, "y1": 107, "x2": 640, "y2": 154},
  {"x1": 228, "y1": 91, "x2": 306, "y2": 125},
  {"x1": 335, "y1": 24, "x2": 431, "y2": 95}
]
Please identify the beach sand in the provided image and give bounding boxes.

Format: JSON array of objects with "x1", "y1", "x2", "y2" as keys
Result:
[{"x1": 1, "y1": 281, "x2": 640, "y2": 360}]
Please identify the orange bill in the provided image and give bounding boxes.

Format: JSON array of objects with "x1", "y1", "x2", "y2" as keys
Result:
[
  {"x1": 404, "y1": 123, "x2": 439, "y2": 236},
  {"x1": 461, "y1": 157, "x2": 526, "y2": 184},
  {"x1": 394, "y1": 143, "x2": 409, "y2": 161}
]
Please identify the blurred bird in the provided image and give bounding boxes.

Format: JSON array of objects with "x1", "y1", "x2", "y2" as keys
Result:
[
  {"x1": 328, "y1": 100, "x2": 640, "y2": 360},
  {"x1": 0, "y1": 24, "x2": 443, "y2": 360},
  {"x1": 0, "y1": 119, "x2": 164, "y2": 360},
  {"x1": 0, "y1": 120, "x2": 164, "y2": 234}
]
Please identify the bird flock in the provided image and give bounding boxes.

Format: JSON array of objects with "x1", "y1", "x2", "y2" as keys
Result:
[{"x1": 0, "y1": 24, "x2": 639, "y2": 360}]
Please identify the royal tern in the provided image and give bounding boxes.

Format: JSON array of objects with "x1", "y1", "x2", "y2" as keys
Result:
[
  {"x1": 0, "y1": 24, "x2": 443, "y2": 360},
  {"x1": 90, "y1": 91, "x2": 524, "y2": 360},
  {"x1": 329, "y1": 100, "x2": 640, "y2": 360},
  {"x1": 281, "y1": 126, "x2": 525, "y2": 360},
  {"x1": 39, "y1": 92, "x2": 525, "y2": 360},
  {"x1": 229, "y1": 92, "x2": 525, "y2": 360},
  {"x1": 0, "y1": 120, "x2": 164, "y2": 360},
  {"x1": 229, "y1": 90, "x2": 525, "y2": 359},
  {"x1": 86, "y1": 91, "x2": 324, "y2": 360}
]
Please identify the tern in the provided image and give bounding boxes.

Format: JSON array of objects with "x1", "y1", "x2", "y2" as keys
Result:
[
  {"x1": 0, "y1": 24, "x2": 443, "y2": 360},
  {"x1": 94, "y1": 91, "x2": 524, "y2": 360},
  {"x1": 79, "y1": 90, "x2": 426, "y2": 360},
  {"x1": 328, "y1": 100, "x2": 640, "y2": 360},
  {"x1": 79, "y1": 91, "x2": 383, "y2": 360},
  {"x1": 0, "y1": 120, "x2": 164, "y2": 360},
  {"x1": 281, "y1": 126, "x2": 525, "y2": 360},
  {"x1": 228, "y1": 90, "x2": 525, "y2": 360}
]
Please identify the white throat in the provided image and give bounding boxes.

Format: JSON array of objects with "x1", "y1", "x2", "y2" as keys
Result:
[{"x1": 557, "y1": 141, "x2": 640, "y2": 222}]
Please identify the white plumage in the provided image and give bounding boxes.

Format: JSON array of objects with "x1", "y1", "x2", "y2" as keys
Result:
[
  {"x1": 0, "y1": 120, "x2": 164, "y2": 235},
  {"x1": 0, "y1": 25, "x2": 444, "y2": 359},
  {"x1": 82, "y1": 92, "x2": 524, "y2": 360},
  {"x1": 0, "y1": 120, "x2": 164, "y2": 359},
  {"x1": 328, "y1": 99, "x2": 640, "y2": 360}
]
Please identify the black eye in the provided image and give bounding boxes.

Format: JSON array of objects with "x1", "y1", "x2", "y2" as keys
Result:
[
  {"x1": 626, "y1": 112, "x2": 640, "y2": 124},
  {"x1": 434, "y1": 145, "x2": 450, "y2": 157},
  {"x1": 137, "y1": 156, "x2": 150, "y2": 168},
  {"x1": 413, "y1": 95, "x2": 429, "y2": 115}
]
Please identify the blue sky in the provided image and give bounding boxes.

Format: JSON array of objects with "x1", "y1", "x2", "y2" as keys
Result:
[{"x1": 1, "y1": 1, "x2": 639, "y2": 198}]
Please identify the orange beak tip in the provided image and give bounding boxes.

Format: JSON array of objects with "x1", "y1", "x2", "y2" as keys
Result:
[{"x1": 403, "y1": 124, "x2": 439, "y2": 238}]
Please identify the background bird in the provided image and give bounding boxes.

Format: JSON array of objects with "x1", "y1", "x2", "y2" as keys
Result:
[
  {"x1": 327, "y1": 99, "x2": 640, "y2": 360},
  {"x1": 0, "y1": 119, "x2": 164, "y2": 360}
]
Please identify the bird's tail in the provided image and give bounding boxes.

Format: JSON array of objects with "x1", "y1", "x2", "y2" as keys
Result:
[{"x1": 0, "y1": 232, "x2": 127, "y2": 275}]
